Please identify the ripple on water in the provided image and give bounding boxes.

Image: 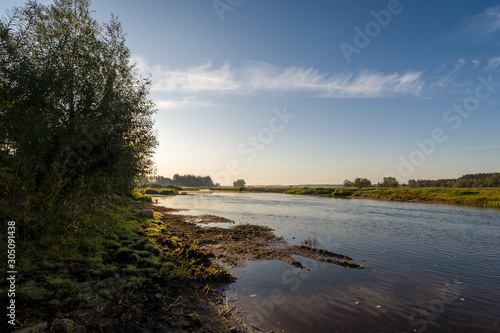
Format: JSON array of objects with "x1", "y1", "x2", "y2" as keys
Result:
[{"x1": 157, "y1": 192, "x2": 500, "y2": 333}]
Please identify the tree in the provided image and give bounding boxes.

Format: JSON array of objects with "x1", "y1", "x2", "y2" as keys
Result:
[
  {"x1": 485, "y1": 174, "x2": 500, "y2": 187},
  {"x1": 233, "y1": 179, "x2": 246, "y2": 187},
  {"x1": 354, "y1": 178, "x2": 371, "y2": 189},
  {"x1": 0, "y1": 0, "x2": 157, "y2": 228},
  {"x1": 408, "y1": 179, "x2": 417, "y2": 188},
  {"x1": 171, "y1": 174, "x2": 214, "y2": 187},
  {"x1": 343, "y1": 180, "x2": 354, "y2": 188},
  {"x1": 381, "y1": 177, "x2": 399, "y2": 188}
]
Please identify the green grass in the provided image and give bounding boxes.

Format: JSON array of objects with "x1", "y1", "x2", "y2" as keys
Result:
[
  {"x1": 131, "y1": 189, "x2": 153, "y2": 202},
  {"x1": 1, "y1": 198, "x2": 232, "y2": 330},
  {"x1": 213, "y1": 186, "x2": 298, "y2": 193},
  {"x1": 213, "y1": 185, "x2": 500, "y2": 209},
  {"x1": 284, "y1": 187, "x2": 335, "y2": 195},
  {"x1": 354, "y1": 187, "x2": 500, "y2": 208}
]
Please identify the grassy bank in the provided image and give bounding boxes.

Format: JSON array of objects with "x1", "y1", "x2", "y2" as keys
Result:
[
  {"x1": 354, "y1": 187, "x2": 500, "y2": 208},
  {"x1": 212, "y1": 186, "x2": 292, "y2": 193},
  {"x1": 1, "y1": 197, "x2": 236, "y2": 332},
  {"x1": 212, "y1": 186, "x2": 500, "y2": 209}
]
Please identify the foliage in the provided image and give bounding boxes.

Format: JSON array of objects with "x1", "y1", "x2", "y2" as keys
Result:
[
  {"x1": 144, "y1": 188, "x2": 160, "y2": 194},
  {"x1": 356, "y1": 187, "x2": 500, "y2": 208},
  {"x1": 343, "y1": 180, "x2": 354, "y2": 187},
  {"x1": 159, "y1": 189, "x2": 178, "y2": 195},
  {"x1": 0, "y1": 0, "x2": 157, "y2": 233},
  {"x1": 354, "y1": 178, "x2": 372, "y2": 189},
  {"x1": 332, "y1": 189, "x2": 353, "y2": 197},
  {"x1": 233, "y1": 179, "x2": 246, "y2": 187},
  {"x1": 143, "y1": 188, "x2": 178, "y2": 195},
  {"x1": 284, "y1": 187, "x2": 334, "y2": 195},
  {"x1": 214, "y1": 185, "x2": 500, "y2": 209},
  {"x1": 407, "y1": 172, "x2": 500, "y2": 188},
  {"x1": 139, "y1": 183, "x2": 183, "y2": 190},
  {"x1": 454, "y1": 173, "x2": 500, "y2": 188},
  {"x1": 379, "y1": 177, "x2": 399, "y2": 188},
  {"x1": 0, "y1": 200, "x2": 232, "y2": 331},
  {"x1": 130, "y1": 190, "x2": 152, "y2": 203},
  {"x1": 149, "y1": 174, "x2": 215, "y2": 187},
  {"x1": 213, "y1": 186, "x2": 291, "y2": 193}
]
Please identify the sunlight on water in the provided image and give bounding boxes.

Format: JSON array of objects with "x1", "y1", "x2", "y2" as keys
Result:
[{"x1": 156, "y1": 192, "x2": 500, "y2": 333}]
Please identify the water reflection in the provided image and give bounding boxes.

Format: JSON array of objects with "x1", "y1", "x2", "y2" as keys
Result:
[{"x1": 156, "y1": 193, "x2": 500, "y2": 333}]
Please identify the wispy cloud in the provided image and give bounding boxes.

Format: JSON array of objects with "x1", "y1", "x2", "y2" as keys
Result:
[
  {"x1": 454, "y1": 5, "x2": 500, "y2": 44},
  {"x1": 431, "y1": 58, "x2": 465, "y2": 87},
  {"x1": 486, "y1": 57, "x2": 500, "y2": 71},
  {"x1": 132, "y1": 58, "x2": 424, "y2": 98},
  {"x1": 155, "y1": 97, "x2": 218, "y2": 110}
]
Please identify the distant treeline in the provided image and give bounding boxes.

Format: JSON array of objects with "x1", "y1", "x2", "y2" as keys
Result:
[
  {"x1": 408, "y1": 173, "x2": 500, "y2": 188},
  {"x1": 148, "y1": 174, "x2": 217, "y2": 188}
]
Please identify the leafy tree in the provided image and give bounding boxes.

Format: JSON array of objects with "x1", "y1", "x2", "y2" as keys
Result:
[
  {"x1": 454, "y1": 173, "x2": 500, "y2": 188},
  {"x1": 233, "y1": 179, "x2": 246, "y2": 187},
  {"x1": 380, "y1": 177, "x2": 399, "y2": 188},
  {"x1": 172, "y1": 174, "x2": 214, "y2": 187},
  {"x1": 408, "y1": 179, "x2": 417, "y2": 188},
  {"x1": 485, "y1": 174, "x2": 500, "y2": 187},
  {"x1": 154, "y1": 176, "x2": 173, "y2": 186},
  {"x1": 354, "y1": 178, "x2": 371, "y2": 189},
  {"x1": 343, "y1": 180, "x2": 354, "y2": 188},
  {"x1": 0, "y1": 0, "x2": 157, "y2": 229}
]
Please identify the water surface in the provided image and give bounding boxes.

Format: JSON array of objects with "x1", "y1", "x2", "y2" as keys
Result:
[{"x1": 156, "y1": 192, "x2": 500, "y2": 333}]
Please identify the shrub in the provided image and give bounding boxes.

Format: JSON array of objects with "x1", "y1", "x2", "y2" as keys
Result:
[
  {"x1": 144, "y1": 189, "x2": 160, "y2": 195},
  {"x1": 159, "y1": 189, "x2": 178, "y2": 196},
  {"x1": 130, "y1": 190, "x2": 152, "y2": 203},
  {"x1": 164, "y1": 185, "x2": 183, "y2": 191}
]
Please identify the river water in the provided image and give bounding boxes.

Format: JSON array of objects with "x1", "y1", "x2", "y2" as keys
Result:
[{"x1": 155, "y1": 192, "x2": 500, "y2": 333}]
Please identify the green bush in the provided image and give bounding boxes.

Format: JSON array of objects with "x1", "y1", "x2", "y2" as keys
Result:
[
  {"x1": 144, "y1": 189, "x2": 160, "y2": 195},
  {"x1": 159, "y1": 189, "x2": 178, "y2": 195},
  {"x1": 164, "y1": 185, "x2": 183, "y2": 191},
  {"x1": 130, "y1": 190, "x2": 152, "y2": 203},
  {"x1": 143, "y1": 188, "x2": 178, "y2": 195}
]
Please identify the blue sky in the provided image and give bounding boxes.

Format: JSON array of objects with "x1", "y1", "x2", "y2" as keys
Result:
[{"x1": 3, "y1": 0, "x2": 500, "y2": 185}]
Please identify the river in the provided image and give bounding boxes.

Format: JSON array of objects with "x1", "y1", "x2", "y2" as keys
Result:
[{"x1": 155, "y1": 192, "x2": 500, "y2": 333}]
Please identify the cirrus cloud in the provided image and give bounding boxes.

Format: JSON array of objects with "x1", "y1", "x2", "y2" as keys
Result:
[{"x1": 132, "y1": 57, "x2": 425, "y2": 99}]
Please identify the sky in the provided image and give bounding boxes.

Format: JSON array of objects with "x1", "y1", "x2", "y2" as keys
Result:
[{"x1": 3, "y1": 0, "x2": 500, "y2": 185}]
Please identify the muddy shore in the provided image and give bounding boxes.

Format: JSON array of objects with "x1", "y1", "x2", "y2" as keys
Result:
[{"x1": 140, "y1": 203, "x2": 363, "y2": 332}]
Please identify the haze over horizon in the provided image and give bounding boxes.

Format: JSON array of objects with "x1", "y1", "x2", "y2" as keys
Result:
[{"x1": 4, "y1": 0, "x2": 499, "y2": 185}]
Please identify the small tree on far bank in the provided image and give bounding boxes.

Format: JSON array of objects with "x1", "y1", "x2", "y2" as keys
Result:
[
  {"x1": 380, "y1": 177, "x2": 399, "y2": 188},
  {"x1": 233, "y1": 179, "x2": 246, "y2": 187},
  {"x1": 354, "y1": 178, "x2": 371, "y2": 189},
  {"x1": 343, "y1": 180, "x2": 354, "y2": 188}
]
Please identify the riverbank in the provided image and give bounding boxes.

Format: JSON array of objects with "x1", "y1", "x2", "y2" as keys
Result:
[
  {"x1": 345, "y1": 187, "x2": 500, "y2": 208},
  {"x1": 2, "y1": 196, "x2": 361, "y2": 333},
  {"x1": 212, "y1": 187, "x2": 500, "y2": 209}
]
